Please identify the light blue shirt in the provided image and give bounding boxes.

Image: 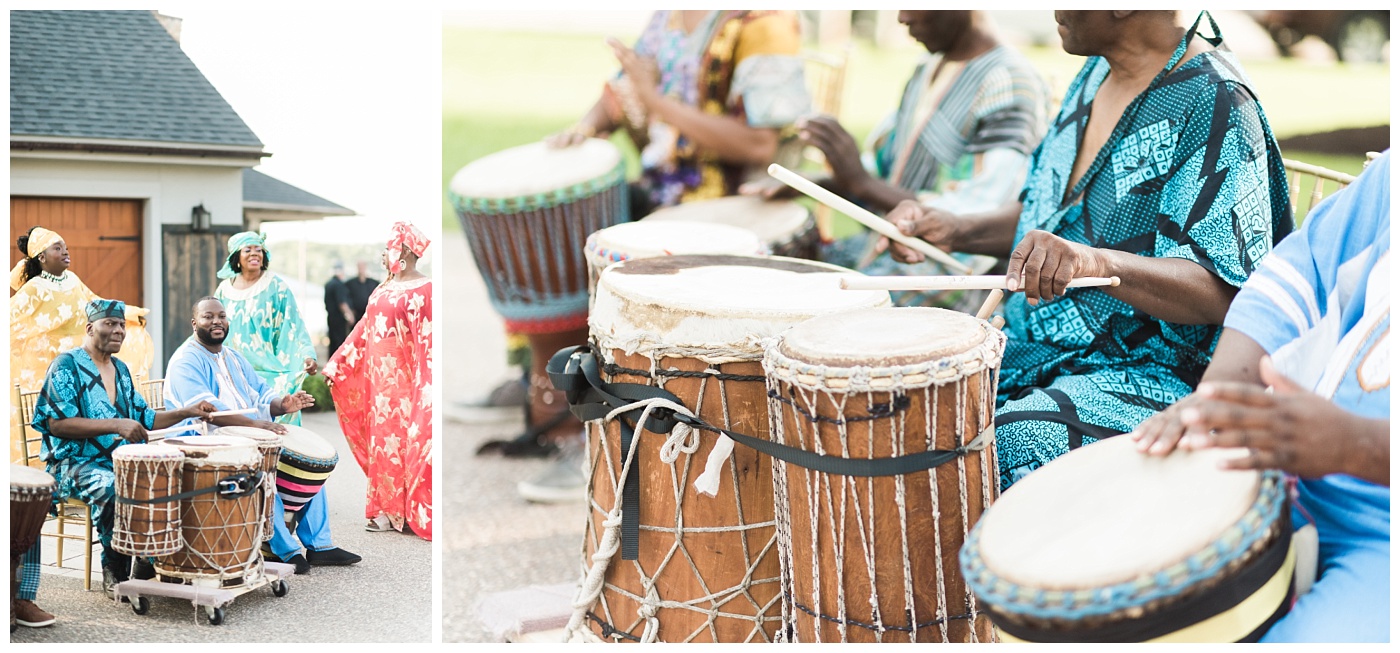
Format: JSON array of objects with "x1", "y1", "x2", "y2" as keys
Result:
[{"x1": 164, "y1": 336, "x2": 280, "y2": 426}]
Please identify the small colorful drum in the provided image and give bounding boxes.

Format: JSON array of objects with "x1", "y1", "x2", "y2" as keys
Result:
[
  {"x1": 112, "y1": 444, "x2": 186, "y2": 557},
  {"x1": 275, "y1": 425, "x2": 337, "y2": 521},
  {"x1": 450, "y1": 138, "x2": 631, "y2": 440},
  {"x1": 154, "y1": 435, "x2": 263, "y2": 583},
  {"x1": 764, "y1": 307, "x2": 1005, "y2": 642},
  {"x1": 11, "y1": 464, "x2": 53, "y2": 628},
  {"x1": 641, "y1": 196, "x2": 818, "y2": 260},
  {"x1": 583, "y1": 220, "x2": 767, "y2": 302},
  {"x1": 577, "y1": 254, "x2": 890, "y2": 642},
  {"x1": 960, "y1": 435, "x2": 1294, "y2": 642},
  {"x1": 212, "y1": 426, "x2": 283, "y2": 542}
]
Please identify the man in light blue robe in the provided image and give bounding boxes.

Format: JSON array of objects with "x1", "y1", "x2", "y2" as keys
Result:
[{"x1": 165, "y1": 296, "x2": 361, "y2": 573}]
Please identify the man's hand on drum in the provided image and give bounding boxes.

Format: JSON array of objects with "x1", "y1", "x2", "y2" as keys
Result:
[
  {"x1": 254, "y1": 420, "x2": 288, "y2": 435},
  {"x1": 1005, "y1": 230, "x2": 1109, "y2": 306},
  {"x1": 279, "y1": 391, "x2": 315, "y2": 416},
  {"x1": 115, "y1": 419, "x2": 148, "y2": 444},
  {"x1": 878, "y1": 200, "x2": 962, "y2": 263}
]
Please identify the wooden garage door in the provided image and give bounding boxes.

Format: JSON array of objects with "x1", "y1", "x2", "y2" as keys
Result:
[{"x1": 9, "y1": 197, "x2": 144, "y2": 306}]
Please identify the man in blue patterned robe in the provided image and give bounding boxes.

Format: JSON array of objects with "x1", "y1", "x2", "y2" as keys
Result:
[{"x1": 884, "y1": 11, "x2": 1292, "y2": 489}]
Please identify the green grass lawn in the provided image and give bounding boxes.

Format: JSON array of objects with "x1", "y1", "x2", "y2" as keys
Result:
[{"x1": 443, "y1": 27, "x2": 1389, "y2": 232}]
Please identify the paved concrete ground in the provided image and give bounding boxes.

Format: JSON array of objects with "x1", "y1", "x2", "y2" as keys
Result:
[
  {"x1": 441, "y1": 230, "x2": 585, "y2": 643},
  {"x1": 10, "y1": 410, "x2": 431, "y2": 643}
]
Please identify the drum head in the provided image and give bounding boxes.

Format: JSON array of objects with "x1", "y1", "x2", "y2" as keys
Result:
[
  {"x1": 975, "y1": 435, "x2": 1261, "y2": 591},
  {"x1": 278, "y1": 425, "x2": 337, "y2": 461},
  {"x1": 587, "y1": 220, "x2": 766, "y2": 265},
  {"x1": 449, "y1": 138, "x2": 622, "y2": 200},
  {"x1": 642, "y1": 196, "x2": 809, "y2": 246},
  {"x1": 593, "y1": 255, "x2": 890, "y2": 353},
  {"x1": 159, "y1": 435, "x2": 259, "y2": 465},
  {"x1": 211, "y1": 425, "x2": 283, "y2": 447},
  {"x1": 777, "y1": 307, "x2": 994, "y2": 368},
  {"x1": 9, "y1": 463, "x2": 54, "y2": 489},
  {"x1": 113, "y1": 443, "x2": 185, "y2": 461}
]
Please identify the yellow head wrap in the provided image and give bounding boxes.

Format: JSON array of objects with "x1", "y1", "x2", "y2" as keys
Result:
[{"x1": 9, "y1": 227, "x2": 63, "y2": 291}]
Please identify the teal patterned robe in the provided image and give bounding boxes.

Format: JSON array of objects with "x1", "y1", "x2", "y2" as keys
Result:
[{"x1": 215, "y1": 273, "x2": 316, "y2": 426}]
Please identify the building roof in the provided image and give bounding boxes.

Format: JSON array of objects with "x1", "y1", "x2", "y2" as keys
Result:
[
  {"x1": 243, "y1": 169, "x2": 355, "y2": 219},
  {"x1": 10, "y1": 10, "x2": 264, "y2": 149}
]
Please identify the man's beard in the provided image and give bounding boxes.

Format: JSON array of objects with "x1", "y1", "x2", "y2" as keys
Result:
[{"x1": 195, "y1": 326, "x2": 227, "y2": 347}]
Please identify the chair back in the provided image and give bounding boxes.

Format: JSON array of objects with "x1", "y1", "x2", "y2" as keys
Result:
[
  {"x1": 14, "y1": 384, "x2": 45, "y2": 469},
  {"x1": 1282, "y1": 158, "x2": 1355, "y2": 225},
  {"x1": 802, "y1": 47, "x2": 850, "y2": 118}
]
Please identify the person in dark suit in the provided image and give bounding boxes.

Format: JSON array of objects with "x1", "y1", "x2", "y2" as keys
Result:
[
  {"x1": 324, "y1": 261, "x2": 355, "y2": 355},
  {"x1": 345, "y1": 260, "x2": 380, "y2": 325}
]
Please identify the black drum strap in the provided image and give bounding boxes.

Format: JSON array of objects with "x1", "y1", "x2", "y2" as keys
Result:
[
  {"x1": 116, "y1": 471, "x2": 263, "y2": 506},
  {"x1": 547, "y1": 346, "x2": 990, "y2": 561}
]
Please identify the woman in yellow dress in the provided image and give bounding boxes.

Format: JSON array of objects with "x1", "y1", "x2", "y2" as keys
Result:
[{"x1": 9, "y1": 226, "x2": 152, "y2": 463}]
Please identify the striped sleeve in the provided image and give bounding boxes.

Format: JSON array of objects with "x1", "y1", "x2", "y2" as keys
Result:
[
  {"x1": 1224, "y1": 153, "x2": 1390, "y2": 353},
  {"x1": 966, "y1": 58, "x2": 1048, "y2": 156}
]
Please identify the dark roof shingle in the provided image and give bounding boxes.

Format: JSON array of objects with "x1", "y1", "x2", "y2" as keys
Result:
[
  {"x1": 243, "y1": 169, "x2": 354, "y2": 215},
  {"x1": 10, "y1": 10, "x2": 263, "y2": 148}
]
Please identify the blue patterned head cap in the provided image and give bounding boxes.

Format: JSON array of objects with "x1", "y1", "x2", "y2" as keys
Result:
[
  {"x1": 85, "y1": 298, "x2": 126, "y2": 323},
  {"x1": 218, "y1": 231, "x2": 268, "y2": 279}
]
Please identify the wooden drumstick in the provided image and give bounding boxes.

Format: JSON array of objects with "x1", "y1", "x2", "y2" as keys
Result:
[
  {"x1": 975, "y1": 289, "x2": 1005, "y2": 321},
  {"x1": 766, "y1": 164, "x2": 973, "y2": 274},
  {"x1": 208, "y1": 408, "x2": 257, "y2": 418},
  {"x1": 990, "y1": 316, "x2": 1006, "y2": 330},
  {"x1": 840, "y1": 275, "x2": 1121, "y2": 292},
  {"x1": 146, "y1": 423, "x2": 205, "y2": 439}
]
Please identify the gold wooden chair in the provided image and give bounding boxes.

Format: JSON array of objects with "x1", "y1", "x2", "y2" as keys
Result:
[
  {"x1": 801, "y1": 46, "x2": 852, "y2": 242},
  {"x1": 1282, "y1": 158, "x2": 1355, "y2": 225},
  {"x1": 14, "y1": 383, "x2": 98, "y2": 591}
]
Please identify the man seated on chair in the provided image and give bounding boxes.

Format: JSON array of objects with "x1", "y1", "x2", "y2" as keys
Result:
[
  {"x1": 749, "y1": 10, "x2": 1050, "y2": 313},
  {"x1": 163, "y1": 296, "x2": 361, "y2": 574},
  {"x1": 31, "y1": 299, "x2": 217, "y2": 597},
  {"x1": 1133, "y1": 151, "x2": 1390, "y2": 642},
  {"x1": 880, "y1": 11, "x2": 1293, "y2": 490}
]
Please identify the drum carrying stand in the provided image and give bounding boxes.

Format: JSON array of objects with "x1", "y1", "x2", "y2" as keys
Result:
[{"x1": 113, "y1": 560, "x2": 294, "y2": 625}]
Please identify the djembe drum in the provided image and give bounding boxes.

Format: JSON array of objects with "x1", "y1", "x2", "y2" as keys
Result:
[
  {"x1": 275, "y1": 424, "x2": 338, "y2": 526},
  {"x1": 583, "y1": 220, "x2": 767, "y2": 303},
  {"x1": 450, "y1": 138, "x2": 630, "y2": 436},
  {"x1": 10, "y1": 465, "x2": 53, "y2": 630},
  {"x1": 574, "y1": 254, "x2": 890, "y2": 642},
  {"x1": 960, "y1": 435, "x2": 1295, "y2": 642},
  {"x1": 212, "y1": 426, "x2": 283, "y2": 541},
  {"x1": 764, "y1": 307, "x2": 1005, "y2": 642},
  {"x1": 154, "y1": 435, "x2": 263, "y2": 584},
  {"x1": 641, "y1": 196, "x2": 819, "y2": 260},
  {"x1": 112, "y1": 444, "x2": 186, "y2": 557}
]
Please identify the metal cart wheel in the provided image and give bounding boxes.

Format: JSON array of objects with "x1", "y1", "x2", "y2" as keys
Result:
[{"x1": 132, "y1": 596, "x2": 151, "y2": 615}]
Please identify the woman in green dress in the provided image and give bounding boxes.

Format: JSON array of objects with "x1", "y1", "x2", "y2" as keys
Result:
[{"x1": 214, "y1": 231, "x2": 318, "y2": 425}]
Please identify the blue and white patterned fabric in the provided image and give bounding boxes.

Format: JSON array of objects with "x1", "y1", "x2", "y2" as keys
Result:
[
  {"x1": 1225, "y1": 151, "x2": 1389, "y2": 643},
  {"x1": 994, "y1": 12, "x2": 1292, "y2": 490}
]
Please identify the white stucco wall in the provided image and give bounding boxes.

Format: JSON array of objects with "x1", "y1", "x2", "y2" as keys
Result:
[{"x1": 10, "y1": 155, "x2": 250, "y2": 372}]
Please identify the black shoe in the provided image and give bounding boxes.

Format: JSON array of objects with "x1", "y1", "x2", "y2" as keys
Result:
[
  {"x1": 264, "y1": 550, "x2": 312, "y2": 574},
  {"x1": 133, "y1": 558, "x2": 156, "y2": 581},
  {"x1": 101, "y1": 567, "x2": 130, "y2": 602},
  {"x1": 306, "y1": 547, "x2": 362, "y2": 566}
]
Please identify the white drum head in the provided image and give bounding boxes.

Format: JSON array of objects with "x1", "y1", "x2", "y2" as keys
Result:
[
  {"x1": 158, "y1": 435, "x2": 259, "y2": 466},
  {"x1": 592, "y1": 255, "x2": 889, "y2": 358},
  {"x1": 449, "y1": 138, "x2": 622, "y2": 199},
  {"x1": 211, "y1": 426, "x2": 283, "y2": 448},
  {"x1": 587, "y1": 220, "x2": 766, "y2": 268},
  {"x1": 279, "y1": 425, "x2": 336, "y2": 460},
  {"x1": 9, "y1": 463, "x2": 54, "y2": 489},
  {"x1": 976, "y1": 435, "x2": 1260, "y2": 591},
  {"x1": 778, "y1": 307, "x2": 992, "y2": 368},
  {"x1": 642, "y1": 196, "x2": 809, "y2": 246},
  {"x1": 113, "y1": 443, "x2": 185, "y2": 461}
]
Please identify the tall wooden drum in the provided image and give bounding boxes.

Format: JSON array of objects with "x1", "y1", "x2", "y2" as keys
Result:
[
  {"x1": 576, "y1": 254, "x2": 890, "y2": 642},
  {"x1": 764, "y1": 307, "x2": 1005, "y2": 642},
  {"x1": 154, "y1": 435, "x2": 263, "y2": 584},
  {"x1": 112, "y1": 443, "x2": 186, "y2": 557},
  {"x1": 211, "y1": 426, "x2": 283, "y2": 542},
  {"x1": 10, "y1": 464, "x2": 53, "y2": 630}
]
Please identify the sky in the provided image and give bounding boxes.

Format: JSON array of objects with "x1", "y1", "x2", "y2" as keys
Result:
[{"x1": 159, "y1": 8, "x2": 442, "y2": 247}]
